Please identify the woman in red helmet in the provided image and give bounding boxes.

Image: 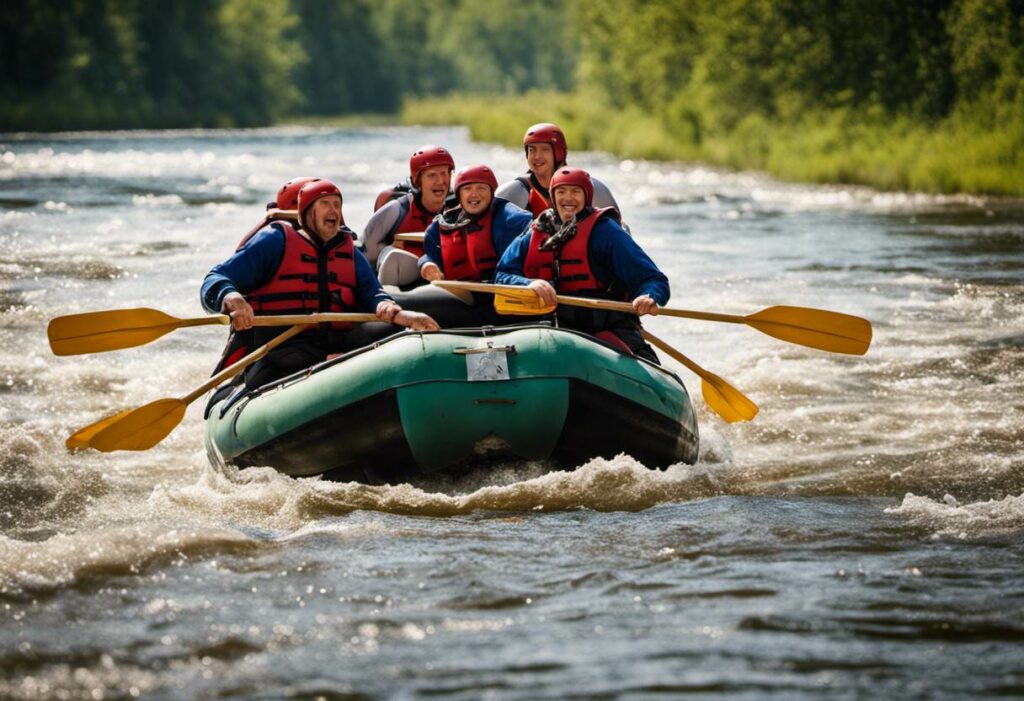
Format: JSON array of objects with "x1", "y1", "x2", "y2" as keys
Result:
[
  {"x1": 361, "y1": 145, "x2": 455, "y2": 288},
  {"x1": 494, "y1": 167, "x2": 666, "y2": 363},
  {"x1": 495, "y1": 123, "x2": 621, "y2": 217},
  {"x1": 202, "y1": 179, "x2": 438, "y2": 388}
]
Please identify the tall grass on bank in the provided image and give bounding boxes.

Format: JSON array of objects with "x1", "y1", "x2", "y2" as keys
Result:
[{"x1": 402, "y1": 91, "x2": 1024, "y2": 197}]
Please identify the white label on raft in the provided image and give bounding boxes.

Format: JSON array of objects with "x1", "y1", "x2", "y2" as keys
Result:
[{"x1": 466, "y1": 349, "x2": 510, "y2": 382}]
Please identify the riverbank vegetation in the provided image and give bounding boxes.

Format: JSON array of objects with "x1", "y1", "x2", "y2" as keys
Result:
[{"x1": 3, "y1": 0, "x2": 1021, "y2": 195}]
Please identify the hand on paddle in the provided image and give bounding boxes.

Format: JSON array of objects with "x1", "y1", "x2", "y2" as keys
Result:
[
  {"x1": 395, "y1": 310, "x2": 440, "y2": 332},
  {"x1": 632, "y1": 295, "x2": 659, "y2": 316},
  {"x1": 222, "y1": 292, "x2": 255, "y2": 330},
  {"x1": 529, "y1": 280, "x2": 558, "y2": 307},
  {"x1": 376, "y1": 300, "x2": 440, "y2": 332},
  {"x1": 420, "y1": 262, "x2": 444, "y2": 282}
]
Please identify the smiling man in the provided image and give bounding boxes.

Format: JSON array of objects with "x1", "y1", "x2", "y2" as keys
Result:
[
  {"x1": 388, "y1": 164, "x2": 533, "y2": 327},
  {"x1": 496, "y1": 123, "x2": 621, "y2": 217},
  {"x1": 201, "y1": 178, "x2": 438, "y2": 388},
  {"x1": 362, "y1": 145, "x2": 456, "y2": 288},
  {"x1": 494, "y1": 167, "x2": 666, "y2": 363},
  {"x1": 419, "y1": 164, "x2": 532, "y2": 284}
]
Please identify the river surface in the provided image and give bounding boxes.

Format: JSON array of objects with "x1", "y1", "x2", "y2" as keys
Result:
[{"x1": 0, "y1": 126, "x2": 1022, "y2": 700}]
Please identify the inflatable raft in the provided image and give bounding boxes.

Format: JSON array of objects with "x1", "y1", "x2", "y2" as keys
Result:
[{"x1": 205, "y1": 323, "x2": 699, "y2": 483}]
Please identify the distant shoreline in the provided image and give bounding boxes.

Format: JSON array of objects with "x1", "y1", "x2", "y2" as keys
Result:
[{"x1": 396, "y1": 91, "x2": 1023, "y2": 199}]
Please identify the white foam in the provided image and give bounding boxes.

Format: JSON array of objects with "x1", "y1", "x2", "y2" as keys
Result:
[{"x1": 887, "y1": 492, "x2": 1024, "y2": 538}]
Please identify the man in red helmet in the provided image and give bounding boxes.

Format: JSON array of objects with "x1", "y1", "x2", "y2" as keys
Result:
[
  {"x1": 496, "y1": 123, "x2": 621, "y2": 217},
  {"x1": 419, "y1": 164, "x2": 532, "y2": 284},
  {"x1": 202, "y1": 178, "x2": 439, "y2": 388},
  {"x1": 494, "y1": 167, "x2": 666, "y2": 363},
  {"x1": 361, "y1": 145, "x2": 455, "y2": 288},
  {"x1": 208, "y1": 176, "x2": 321, "y2": 375}
]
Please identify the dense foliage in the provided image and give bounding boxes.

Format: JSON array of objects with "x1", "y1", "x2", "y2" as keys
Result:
[
  {"x1": 0, "y1": 0, "x2": 573, "y2": 129},
  {"x1": 2, "y1": 0, "x2": 1021, "y2": 193}
]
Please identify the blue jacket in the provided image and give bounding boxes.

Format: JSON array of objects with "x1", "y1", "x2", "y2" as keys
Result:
[
  {"x1": 494, "y1": 213, "x2": 670, "y2": 305},
  {"x1": 201, "y1": 223, "x2": 392, "y2": 314},
  {"x1": 419, "y1": 198, "x2": 533, "y2": 274}
]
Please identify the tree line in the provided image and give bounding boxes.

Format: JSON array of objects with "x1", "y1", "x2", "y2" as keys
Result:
[
  {"x1": 0, "y1": 0, "x2": 575, "y2": 130},
  {"x1": 2, "y1": 0, "x2": 1020, "y2": 193},
  {"x1": 575, "y1": 0, "x2": 1022, "y2": 152}
]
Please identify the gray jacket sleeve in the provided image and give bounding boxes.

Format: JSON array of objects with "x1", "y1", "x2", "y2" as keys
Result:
[
  {"x1": 360, "y1": 199, "x2": 403, "y2": 268},
  {"x1": 495, "y1": 179, "x2": 530, "y2": 210}
]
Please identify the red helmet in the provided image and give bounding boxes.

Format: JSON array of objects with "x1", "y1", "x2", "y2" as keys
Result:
[
  {"x1": 549, "y1": 167, "x2": 593, "y2": 208},
  {"x1": 274, "y1": 176, "x2": 317, "y2": 210},
  {"x1": 409, "y1": 145, "x2": 455, "y2": 185},
  {"x1": 297, "y1": 179, "x2": 343, "y2": 227},
  {"x1": 523, "y1": 123, "x2": 568, "y2": 166},
  {"x1": 453, "y1": 164, "x2": 498, "y2": 193}
]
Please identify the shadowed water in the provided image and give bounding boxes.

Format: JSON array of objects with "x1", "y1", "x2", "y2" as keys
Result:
[{"x1": 0, "y1": 127, "x2": 1022, "y2": 700}]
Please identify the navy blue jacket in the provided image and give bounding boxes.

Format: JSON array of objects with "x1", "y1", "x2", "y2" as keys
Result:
[
  {"x1": 419, "y1": 198, "x2": 532, "y2": 275},
  {"x1": 493, "y1": 213, "x2": 670, "y2": 305},
  {"x1": 201, "y1": 224, "x2": 392, "y2": 314}
]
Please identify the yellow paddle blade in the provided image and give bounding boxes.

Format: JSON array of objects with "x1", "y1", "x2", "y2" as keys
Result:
[
  {"x1": 86, "y1": 398, "x2": 187, "y2": 452},
  {"x1": 48, "y1": 308, "x2": 221, "y2": 356},
  {"x1": 745, "y1": 306, "x2": 873, "y2": 355},
  {"x1": 700, "y1": 377, "x2": 759, "y2": 423},
  {"x1": 66, "y1": 408, "x2": 136, "y2": 449},
  {"x1": 493, "y1": 293, "x2": 557, "y2": 316},
  {"x1": 642, "y1": 329, "x2": 758, "y2": 423}
]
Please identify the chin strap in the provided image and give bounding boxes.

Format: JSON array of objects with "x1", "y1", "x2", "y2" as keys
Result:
[
  {"x1": 437, "y1": 205, "x2": 472, "y2": 231},
  {"x1": 538, "y1": 208, "x2": 579, "y2": 251}
]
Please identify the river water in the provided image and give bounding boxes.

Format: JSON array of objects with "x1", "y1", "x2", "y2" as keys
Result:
[{"x1": 1, "y1": 126, "x2": 1022, "y2": 700}]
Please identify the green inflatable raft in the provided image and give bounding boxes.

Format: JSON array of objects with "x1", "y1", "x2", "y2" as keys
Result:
[{"x1": 205, "y1": 323, "x2": 699, "y2": 482}]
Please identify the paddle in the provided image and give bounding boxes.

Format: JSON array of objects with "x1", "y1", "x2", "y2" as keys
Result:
[
  {"x1": 642, "y1": 330, "x2": 758, "y2": 423},
  {"x1": 48, "y1": 309, "x2": 378, "y2": 356},
  {"x1": 431, "y1": 281, "x2": 872, "y2": 355},
  {"x1": 67, "y1": 324, "x2": 309, "y2": 452},
  {"x1": 394, "y1": 232, "x2": 425, "y2": 243},
  {"x1": 266, "y1": 208, "x2": 298, "y2": 220}
]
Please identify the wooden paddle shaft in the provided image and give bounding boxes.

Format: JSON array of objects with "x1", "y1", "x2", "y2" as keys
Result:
[
  {"x1": 556, "y1": 295, "x2": 741, "y2": 323},
  {"x1": 433, "y1": 282, "x2": 743, "y2": 323},
  {"x1": 249, "y1": 313, "x2": 379, "y2": 326},
  {"x1": 183, "y1": 324, "x2": 309, "y2": 404},
  {"x1": 642, "y1": 330, "x2": 704, "y2": 376}
]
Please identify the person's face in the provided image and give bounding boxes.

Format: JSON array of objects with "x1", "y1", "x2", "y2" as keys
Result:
[
  {"x1": 307, "y1": 195, "x2": 342, "y2": 241},
  {"x1": 458, "y1": 183, "x2": 492, "y2": 216},
  {"x1": 417, "y1": 165, "x2": 451, "y2": 213},
  {"x1": 553, "y1": 185, "x2": 585, "y2": 221},
  {"x1": 526, "y1": 143, "x2": 555, "y2": 181}
]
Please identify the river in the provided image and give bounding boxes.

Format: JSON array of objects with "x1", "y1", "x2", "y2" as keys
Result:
[{"x1": 1, "y1": 126, "x2": 1022, "y2": 700}]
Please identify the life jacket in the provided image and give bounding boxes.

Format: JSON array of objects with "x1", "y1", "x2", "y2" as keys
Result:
[
  {"x1": 383, "y1": 194, "x2": 442, "y2": 258},
  {"x1": 516, "y1": 174, "x2": 553, "y2": 216},
  {"x1": 235, "y1": 208, "x2": 300, "y2": 250},
  {"x1": 438, "y1": 205, "x2": 499, "y2": 282},
  {"x1": 523, "y1": 207, "x2": 619, "y2": 294},
  {"x1": 246, "y1": 222, "x2": 358, "y2": 328}
]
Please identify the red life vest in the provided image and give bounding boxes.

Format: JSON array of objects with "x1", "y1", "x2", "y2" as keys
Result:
[
  {"x1": 523, "y1": 207, "x2": 618, "y2": 294},
  {"x1": 246, "y1": 222, "x2": 358, "y2": 327},
  {"x1": 438, "y1": 206, "x2": 499, "y2": 282},
  {"x1": 517, "y1": 175, "x2": 552, "y2": 216},
  {"x1": 386, "y1": 194, "x2": 437, "y2": 258}
]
